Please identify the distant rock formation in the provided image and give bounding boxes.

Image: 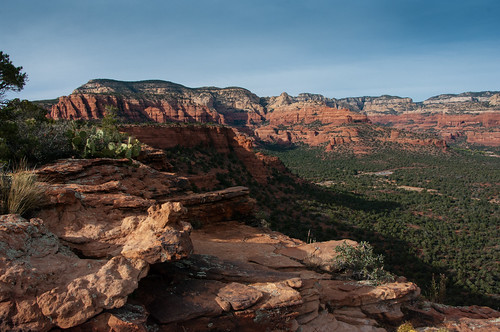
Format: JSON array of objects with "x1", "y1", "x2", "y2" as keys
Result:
[
  {"x1": 337, "y1": 91, "x2": 500, "y2": 115},
  {"x1": 42, "y1": 79, "x2": 499, "y2": 147},
  {"x1": 49, "y1": 79, "x2": 266, "y2": 127}
]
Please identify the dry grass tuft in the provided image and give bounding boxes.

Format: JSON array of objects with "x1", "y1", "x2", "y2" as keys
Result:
[{"x1": 0, "y1": 161, "x2": 45, "y2": 216}]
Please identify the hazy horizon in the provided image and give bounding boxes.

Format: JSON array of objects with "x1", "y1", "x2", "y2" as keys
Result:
[{"x1": 2, "y1": 0, "x2": 499, "y2": 102}]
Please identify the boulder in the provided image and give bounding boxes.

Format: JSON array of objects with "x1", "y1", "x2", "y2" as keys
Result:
[
  {"x1": 36, "y1": 159, "x2": 194, "y2": 262},
  {"x1": 0, "y1": 215, "x2": 148, "y2": 330},
  {"x1": 216, "y1": 282, "x2": 264, "y2": 311}
]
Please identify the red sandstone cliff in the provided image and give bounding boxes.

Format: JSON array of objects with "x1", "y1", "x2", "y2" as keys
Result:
[
  {"x1": 49, "y1": 79, "x2": 266, "y2": 128},
  {"x1": 43, "y1": 79, "x2": 499, "y2": 147},
  {"x1": 122, "y1": 125, "x2": 287, "y2": 185},
  {"x1": 370, "y1": 112, "x2": 500, "y2": 146}
]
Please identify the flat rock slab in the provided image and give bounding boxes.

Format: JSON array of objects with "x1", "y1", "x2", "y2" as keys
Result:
[
  {"x1": 318, "y1": 280, "x2": 419, "y2": 308},
  {"x1": 276, "y1": 239, "x2": 358, "y2": 272},
  {"x1": 191, "y1": 221, "x2": 302, "y2": 264},
  {"x1": 301, "y1": 312, "x2": 386, "y2": 332},
  {"x1": 248, "y1": 252, "x2": 305, "y2": 269},
  {"x1": 217, "y1": 282, "x2": 263, "y2": 311}
]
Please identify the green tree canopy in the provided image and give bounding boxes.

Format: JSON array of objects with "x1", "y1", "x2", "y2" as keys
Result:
[{"x1": 0, "y1": 51, "x2": 27, "y2": 103}]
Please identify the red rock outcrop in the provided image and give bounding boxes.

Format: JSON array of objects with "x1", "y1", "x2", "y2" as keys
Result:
[
  {"x1": 0, "y1": 214, "x2": 148, "y2": 331},
  {"x1": 407, "y1": 301, "x2": 500, "y2": 331},
  {"x1": 35, "y1": 158, "x2": 194, "y2": 262},
  {"x1": 0, "y1": 157, "x2": 258, "y2": 330},
  {"x1": 66, "y1": 303, "x2": 149, "y2": 332},
  {"x1": 49, "y1": 79, "x2": 266, "y2": 127},
  {"x1": 126, "y1": 222, "x2": 423, "y2": 331},
  {"x1": 166, "y1": 186, "x2": 256, "y2": 226},
  {"x1": 42, "y1": 79, "x2": 464, "y2": 151},
  {"x1": 52, "y1": 93, "x2": 224, "y2": 123},
  {"x1": 370, "y1": 112, "x2": 500, "y2": 146},
  {"x1": 465, "y1": 130, "x2": 500, "y2": 147},
  {"x1": 122, "y1": 124, "x2": 287, "y2": 184},
  {"x1": 42, "y1": 80, "x2": 500, "y2": 147},
  {"x1": 254, "y1": 104, "x2": 376, "y2": 151}
]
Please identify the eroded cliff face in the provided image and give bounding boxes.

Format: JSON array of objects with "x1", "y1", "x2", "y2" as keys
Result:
[
  {"x1": 121, "y1": 125, "x2": 286, "y2": 185},
  {"x1": 337, "y1": 95, "x2": 415, "y2": 114},
  {"x1": 370, "y1": 112, "x2": 500, "y2": 146},
  {"x1": 50, "y1": 79, "x2": 266, "y2": 127},
  {"x1": 44, "y1": 79, "x2": 500, "y2": 147},
  {"x1": 337, "y1": 91, "x2": 500, "y2": 115}
]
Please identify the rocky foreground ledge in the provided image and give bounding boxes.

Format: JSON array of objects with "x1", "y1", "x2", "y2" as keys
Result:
[{"x1": 0, "y1": 158, "x2": 499, "y2": 331}]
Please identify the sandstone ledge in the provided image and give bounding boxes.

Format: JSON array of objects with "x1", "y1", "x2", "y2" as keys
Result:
[{"x1": 1, "y1": 157, "x2": 498, "y2": 331}]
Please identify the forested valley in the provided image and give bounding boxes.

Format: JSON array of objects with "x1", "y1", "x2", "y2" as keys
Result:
[{"x1": 257, "y1": 143, "x2": 499, "y2": 309}]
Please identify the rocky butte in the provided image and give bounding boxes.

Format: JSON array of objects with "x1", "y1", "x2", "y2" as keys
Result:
[{"x1": 44, "y1": 79, "x2": 500, "y2": 148}]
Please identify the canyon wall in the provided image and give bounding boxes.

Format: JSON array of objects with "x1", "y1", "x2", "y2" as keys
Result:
[
  {"x1": 122, "y1": 125, "x2": 287, "y2": 184},
  {"x1": 50, "y1": 79, "x2": 266, "y2": 127},
  {"x1": 43, "y1": 79, "x2": 500, "y2": 147},
  {"x1": 370, "y1": 112, "x2": 500, "y2": 146}
]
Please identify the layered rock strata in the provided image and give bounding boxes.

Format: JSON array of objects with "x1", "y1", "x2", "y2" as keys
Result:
[
  {"x1": 49, "y1": 79, "x2": 266, "y2": 127},
  {"x1": 44, "y1": 79, "x2": 469, "y2": 149},
  {"x1": 122, "y1": 125, "x2": 287, "y2": 184},
  {"x1": 0, "y1": 158, "x2": 257, "y2": 330},
  {"x1": 128, "y1": 222, "x2": 422, "y2": 331},
  {"x1": 371, "y1": 112, "x2": 500, "y2": 146},
  {"x1": 35, "y1": 158, "x2": 194, "y2": 261}
]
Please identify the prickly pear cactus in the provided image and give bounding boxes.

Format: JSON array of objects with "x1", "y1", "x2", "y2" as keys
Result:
[{"x1": 70, "y1": 110, "x2": 141, "y2": 159}]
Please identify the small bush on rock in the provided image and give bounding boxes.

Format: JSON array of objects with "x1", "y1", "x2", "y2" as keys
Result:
[{"x1": 332, "y1": 241, "x2": 394, "y2": 283}]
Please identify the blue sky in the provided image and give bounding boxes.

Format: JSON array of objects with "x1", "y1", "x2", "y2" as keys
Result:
[{"x1": 2, "y1": 0, "x2": 499, "y2": 101}]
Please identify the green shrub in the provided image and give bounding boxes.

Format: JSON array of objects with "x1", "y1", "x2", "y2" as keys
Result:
[
  {"x1": 0, "y1": 164, "x2": 45, "y2": 216},
  {"x1": 332, "y1": 241, "x2": 394, "y2": 282},
  {"x1": 27, "y1": 121, "x2": 74, "y2": 163},
  {"x1": 0, "y1": 99, "x2": 75, "y2": 164},
  {"x1": 72, "y1": 127, "x2": 141, "y2": 159},
  {"x1": 70, "y1": 107, "x2": 141, "y2": 159}
]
